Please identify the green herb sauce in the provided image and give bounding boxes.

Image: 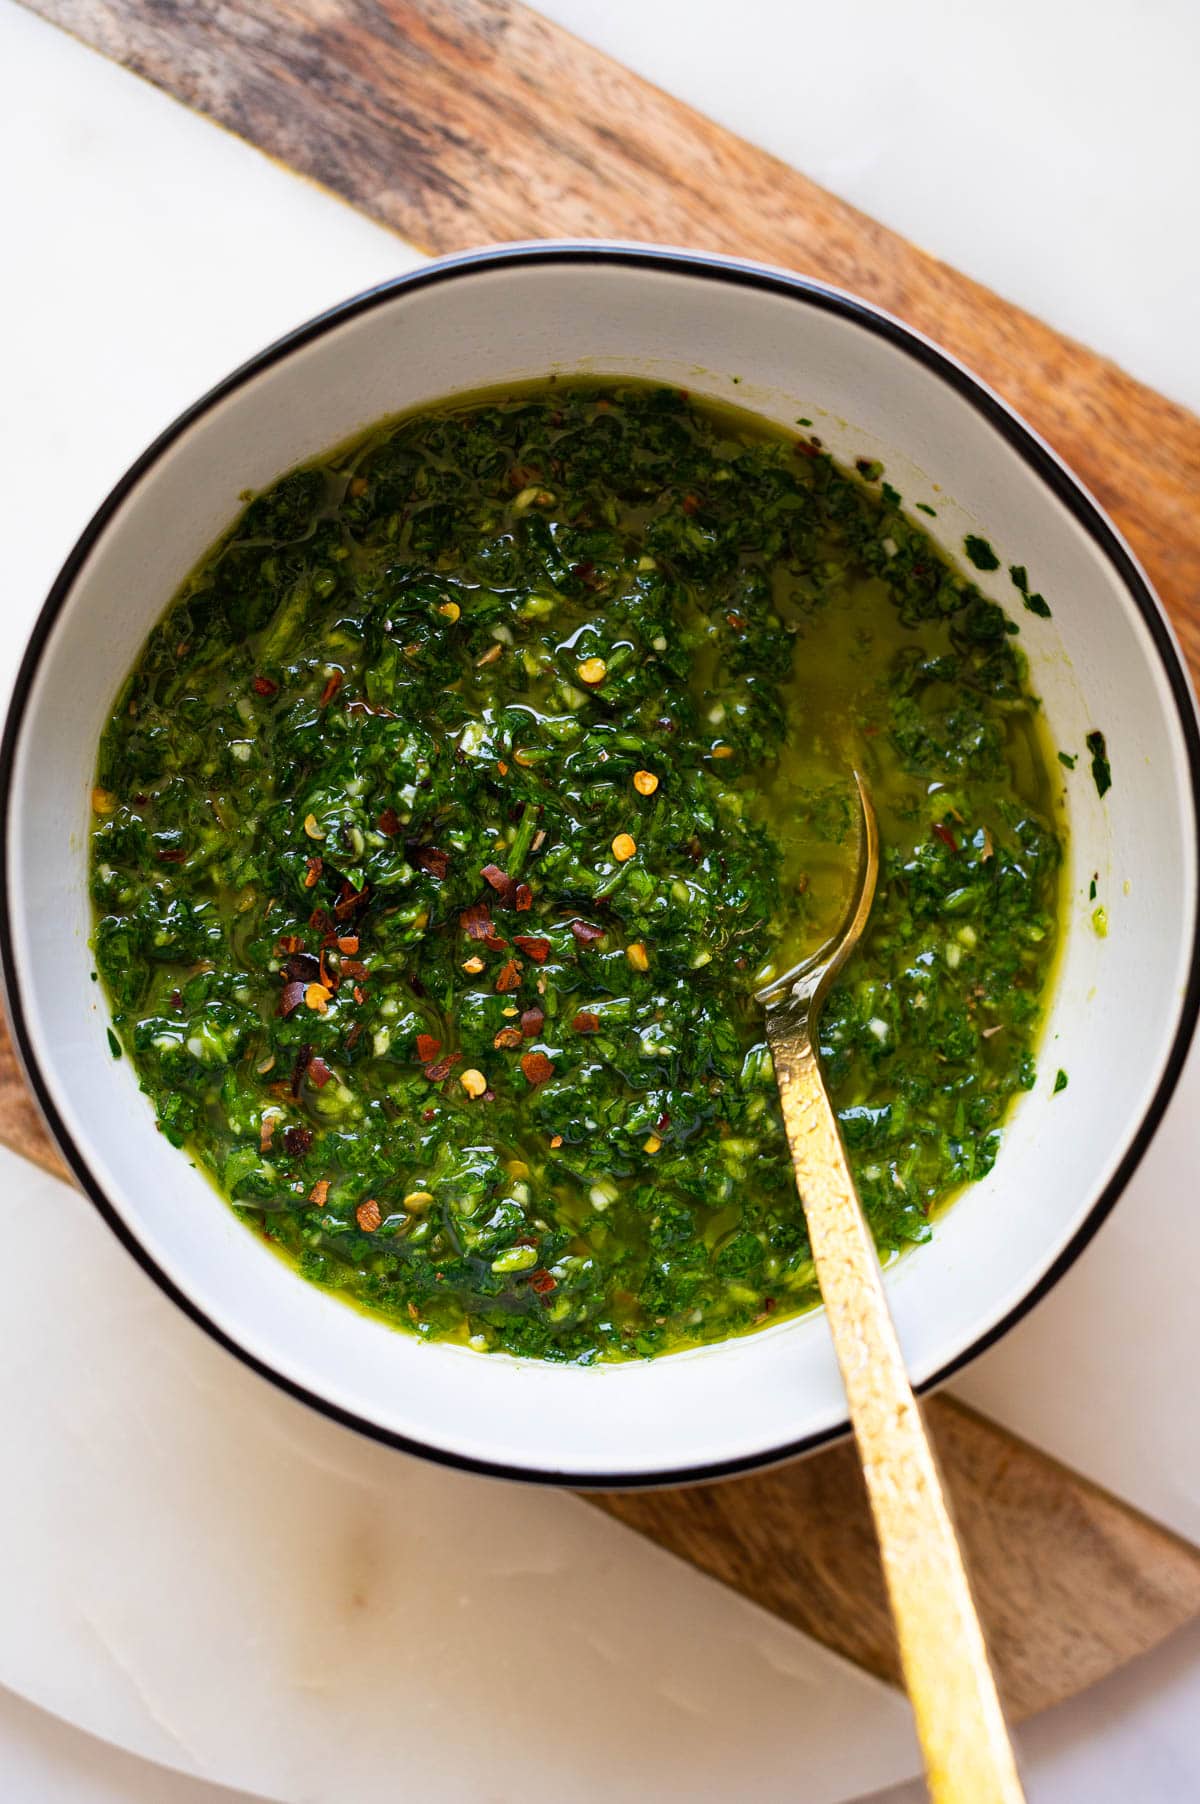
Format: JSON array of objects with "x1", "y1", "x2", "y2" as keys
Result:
[{"x1": 91, "y1": 383, "x2": 1063, "y2": 1362}]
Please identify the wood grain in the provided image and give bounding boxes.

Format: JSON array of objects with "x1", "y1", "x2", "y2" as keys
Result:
[
  {"x1": 592, "y1": 1396, "x2": 1200, "y2": 1722},
  {"x1": 11, "y1": 0, "x2": 1200, "y2": 1722},
  {"x1": 20, "y1": 0, "x2": 1200, "y2": 692},
  {"x1": 0, "y1": 1005, "x2": 68, "y2": 1181}
]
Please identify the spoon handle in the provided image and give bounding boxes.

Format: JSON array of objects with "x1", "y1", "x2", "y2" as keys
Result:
[{"x1": 767, "y1": 1014, "x2": 1025, "y2": 1804}]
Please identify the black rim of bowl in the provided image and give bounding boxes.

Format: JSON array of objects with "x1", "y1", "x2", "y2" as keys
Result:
[{"x1": 3, "y1": 243, "x2": 1199, "y2": 1490}]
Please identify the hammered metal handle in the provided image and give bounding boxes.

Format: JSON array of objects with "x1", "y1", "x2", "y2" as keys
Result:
[{"x1": 767, "y1": 1011, "x2": 1025, "y2": 1804}]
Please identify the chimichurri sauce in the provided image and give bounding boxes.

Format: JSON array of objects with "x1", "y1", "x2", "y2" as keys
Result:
[{"x1": 91, "y1": 383, "x2": 1062, "y2": 1362}]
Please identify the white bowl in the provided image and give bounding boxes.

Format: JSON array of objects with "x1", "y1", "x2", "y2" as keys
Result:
[{"x1": 3, "y1": 244, "x2": 1198, "y2": 1486}]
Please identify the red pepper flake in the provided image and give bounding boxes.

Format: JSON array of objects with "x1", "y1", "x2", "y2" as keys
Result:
[
  {"x1": 318, "y1": 948, "x2": 337, "y2": 991},
  {"x1": 549, "y1": 1133, "x2": 563, "y2": 1149},
  {"x1": 520, "y1": 1007, "x2": 545, "y2": 1039},
  {"x1": 529, "y1": 1269, "x2": 556, "y2": 1295},
  {"x1": 681, "y1": 492, "x2": 700, "y2": 515},
  {"x1": 251, "y1": 674, "x2": 278, "y2": 697},
  {"x1": 284, "y1": 1125, "x2": 314, "y2": 1160},
  {"x1": 319, "y1": 670, "x2": 343, "y2": 707},
  {"x1": 520, "y1": 1050, "x2": 554, "y2": 1087},
  {"x1": 309, "y1": 1179, "x2": 330, "y2": 1207},
  {"x1": 169, "y1": 989, "x2": 183, "y2": 1011},
  {"x1": 377, "y1": 807, "x2": 402, "y2": 837},
  {"x1": 259, "y1": 1114, "x2": 277, "y2": 1153},
  {"x1": 515, "y1": 883, "x2": 532, "y2": 912},
  {"x1": 340, "y1": 958, "x2": 369, "y2": 979},
  {"x1": 279, "y1": 981, "x2": 306, "y2": 1019},
  {"x1": 334, "y1": 881, "x2": 370, "y2": 921},
  {"x1": 412, "y1": 845, "x2": 450, "y2": 879},
  {"x1": 725, "y1": 612, "x2": 745, "y2": 632},
  {"x1": 307, "y1": 1057, "x2": 332, "y2": 1089},
  {"x1": 289, "y1": 1042, "x2": 314, "y2": 1097},
  {"x1": 483, "y1": 933, "x2": 509, "y2": 952},
  {"x1": 460, "y1": 902, "x2": 496, "y2": 941},
  {"x1": 481, "y1": 863, "x2": 512, "y2": 898},
  {"x1": 495, "y1": 959, "x2": 523, "y2": 993},
  {"x1": 284, "y1": 951, "x2": 321, "y2": 985},
  {"x1": 513, "y1": 935, "x2": 551, "y2": 963},
  {"x1": 309, "y1": 907, "x2": 333, "y2": 935},
  {"x1": 356, "y1": 1197, "x2": 382, "y2": 1233},
  {"x1": 353, "y1": 985, "x2": 365, "y2": 1005},
  {"x1": 572, "y1": 1010, "x2": 600, "y2": 1034},
  {"x1": 421, "y1": 1108, "x2": 436, "y2": 1124},
  {"x1": 493, "y1": 1026, "x2": 523, "y2": 1050},
  {"x1": 336, "y1": 934, "x2": 359, "y2": 954},
  {"x1": 304, "y1": 856, "x2": 323, "y2": 889},
  {"x1": 156, "y1": 847, "x2": 187, "y2": 863},
  {"x1": 277, "y1": 934, "x2": 304, "y2": 955},
  {"x1": 346, "y1": 1021, "x2": 362, "y2": 1048},
  {"x1": 416, "y1": 1034, "x2": 442, "y2": 1064},
  {"x1": 423, "y1": 1052, "x2": 462, "y2": 1082},
  {"x1": 570, "y1": 919, "x2": 605, "y2": 947},
  {"x1": 933, "y1": 822, "x2": 959, "y2": 853}
]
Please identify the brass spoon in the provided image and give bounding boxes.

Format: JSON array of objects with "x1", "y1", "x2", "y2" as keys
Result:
[{"x1": 758, "y1": 773, "x2": 1024, "y2": 1804}]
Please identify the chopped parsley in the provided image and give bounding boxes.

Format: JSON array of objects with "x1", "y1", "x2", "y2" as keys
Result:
[
  {"x1": 1086, "y1": 729, "x2": 1113, "y2": 798},
  {"x1": 964, "y1": 535, "x2": 1000, "y2": 572}
]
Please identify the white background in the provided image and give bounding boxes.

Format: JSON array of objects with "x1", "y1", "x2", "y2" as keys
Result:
[{"x1": 3, "y1": 0, "x2": 1199, "y2": 1798}]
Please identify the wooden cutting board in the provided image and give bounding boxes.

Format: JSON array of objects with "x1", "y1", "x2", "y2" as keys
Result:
[{"x1": 13, "y1": 0, "x2": 1200, "y2": 1725}]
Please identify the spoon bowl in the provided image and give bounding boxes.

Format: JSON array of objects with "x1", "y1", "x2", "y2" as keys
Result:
[{"x1": 756, "y1": 769, "x2": 880, "y2": 1016}]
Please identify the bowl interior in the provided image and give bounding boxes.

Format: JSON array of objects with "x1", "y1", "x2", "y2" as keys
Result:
[{"x1": 5, "y1": 250, "x2": 1197, "y2": 1482}]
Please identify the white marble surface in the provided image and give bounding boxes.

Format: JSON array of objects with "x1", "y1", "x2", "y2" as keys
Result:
[
  {"x1": 0, "y1": 1143, "x2": 921, "y2": 1803},
  {"x1": 3, "y1": 0, "x2": 1199, "y2": 1798}
]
